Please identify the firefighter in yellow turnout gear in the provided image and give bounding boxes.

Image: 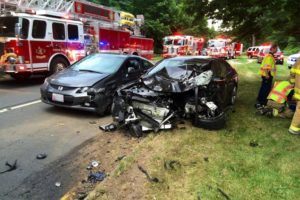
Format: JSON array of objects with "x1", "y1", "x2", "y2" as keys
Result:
[
  {"x1": 255, "y1": 44, "x2": 277, "y2": 108},
  {"x1": 289, "y1": 59, "x2": 300, "y2": 135},
  {"x1": 258, "y1": 81, "x2": 294, "y2": 118}
]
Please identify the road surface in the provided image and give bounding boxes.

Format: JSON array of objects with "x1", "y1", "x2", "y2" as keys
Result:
[{"x1": 0, "y1": 75, "x2": 114, "y2": 199}]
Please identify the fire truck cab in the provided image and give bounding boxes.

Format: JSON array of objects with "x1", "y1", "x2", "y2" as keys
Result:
[
  {"x1": 0, "y1": 12, "x2": 85, "y2": 79},
  {"x1": 207, "y1": 38, "x2": 243, "y2": 59},
  {"x1": 0, "y1": 0, "x2": 153, "y2": 79},
  {"x1": 162, "y1": 35, "x2": 205, "y2": 58}
]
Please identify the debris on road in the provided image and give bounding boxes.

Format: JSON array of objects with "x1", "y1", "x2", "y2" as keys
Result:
[
  {"x1": 164, "y1": 160, "x2": 181, "y2": 170},
  {"x1": 115, "y1": 155, "x2": 126, "y2": 162},
  {"x1": 36, "y1": 153, "x2": 47, "y2": 160},
  {"x1": 204, "y1": 157, "x2": 209, "y2": 162},
  {"x1": 89, "y1": 121, "x2": 97, "y2": 125},
  {"x1": 87, "y1": 171, "x2": 106, "y2": 183},
  {"x1": 0, "y1": 160, "x2": 17, "y2": 174},
  {"x1": 138, "y1": 165, "x2": 159, "y2": 183},
  {"x1": 249, "y1": 140, "x2": 259, "y2": 147},
  {"x1": 217, "y1": 187, "x2": 231, "y2": 200},
  {"x1": 55, "y1": 182, "x2": 61, "y2": 187},
  {"x1": 91, "y1": 161, "x2": 99, "y2": 167},
  {"x1": 99, "y1": 123, "x2": 117, "y2": 132}
]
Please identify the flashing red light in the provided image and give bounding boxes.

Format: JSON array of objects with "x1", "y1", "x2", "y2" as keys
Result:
[
  {"x1": 17, "y1": 65, "x2": 27, "y2": 71},
  {"x1": 173, "y1": 32, "x2": 182, "y2": 36}
]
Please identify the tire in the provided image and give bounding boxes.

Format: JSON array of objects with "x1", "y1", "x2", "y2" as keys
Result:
[
  {"x1": 50, "y1": 57, "x2": 68, "y2": 74},
  {"x1": 193, "y1": 111, "x2": 226, "y2": 130}
]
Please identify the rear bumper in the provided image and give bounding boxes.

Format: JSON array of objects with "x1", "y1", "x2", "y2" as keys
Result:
[{"x1": 0, "y1": 63, "x2": 31, "y2": 74}]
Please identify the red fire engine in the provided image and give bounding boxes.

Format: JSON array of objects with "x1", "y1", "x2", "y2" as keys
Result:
[
  {"x1": 0, "y1": 0, "x2": 153, "y2": 79},
  {"x1": 207, "y1": 37, "x2": 243, "y2": 59},
  {"x1": 162, "y1": 34, "x2": 205, "y2": 58}
]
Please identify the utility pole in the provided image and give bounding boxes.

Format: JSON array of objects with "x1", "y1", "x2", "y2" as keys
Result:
[{"x1": 252, "y1": 34, "x2": 256, "y2": 46}]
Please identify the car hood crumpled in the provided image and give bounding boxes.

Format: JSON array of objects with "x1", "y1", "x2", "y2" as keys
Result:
[{"x1": 49, "y1": 69, "x2": 109, "y2": 87}]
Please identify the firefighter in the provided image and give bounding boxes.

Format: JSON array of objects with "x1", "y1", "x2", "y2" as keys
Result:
[
  {"x1": 289, "y1": 59, "x2": 300, "y2": 135},
  {"x1": 255, "y1": 44, "x2": 278, "y2": 108},
  {"x1": 257, "y1": 80, "x2": 294, "y2": 118}
]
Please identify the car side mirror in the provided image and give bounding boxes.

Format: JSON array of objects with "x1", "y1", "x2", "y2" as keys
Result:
[{"x1": 15, "y1": 23, "x2": 21, "y2": 37}]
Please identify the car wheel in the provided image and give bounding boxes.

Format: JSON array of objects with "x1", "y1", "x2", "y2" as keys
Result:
[
  {"x1": 193, "y1": 111, "x2": 226, "y2": 130},
  {"x1": 50, "y1": 57, "x2": 68, "y2": 74}
]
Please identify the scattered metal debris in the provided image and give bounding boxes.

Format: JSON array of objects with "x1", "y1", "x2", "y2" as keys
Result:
[
  {"x1": 76, "y1": 191, "x2": 88, "y2": 200},
  {"x1": 55, "y1": 182, "x2": 61, "y2": 187},
  {"x1": 91, "y1": 161, "x2": 99, "y2": 167},
  {"x1": 0, "y1": 160, "x2": 17, "y2": 174},
  {"x1": 87, "y1": 171, "x2": 106, "y2": 183},
  {"x1": 217, "y1": 187, "x2": 231, "y2": 200},
  {"x1": 138, "y1": 165, "x2": 159, "y2": 183},
  {"x1": 115, "y1": 155, "x2": 126, "y2": 162},
  {"x1": 99, "y1": 123, "x2": 117, "y2": 132},
  {"x1": 36, "y1": 153, "x2": 47, "y2": 160},
  {"x1": 249, "y1": 140, "x2": 259, "y2": 147},
  {"x1": 164, "y1": 160, "x2": 181, "y2": 170}
]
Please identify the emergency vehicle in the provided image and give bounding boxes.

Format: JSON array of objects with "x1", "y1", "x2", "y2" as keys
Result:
[
  {"x1": 0, "y1": 0, "x2": 153, "y2": 79},
  {"x1": 162, "y1": 34, "x2": 205, "y2": 58},
  {"x1": 207, "y1": 37, "x2": 243, "y2": 59}
]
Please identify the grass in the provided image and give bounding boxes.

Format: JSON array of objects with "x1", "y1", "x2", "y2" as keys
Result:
[
  {"x1": 141, "y1": 56, "x2": 300, "y2": 200},
  {"x1": 91, "y1": 56, "x2": 300, "y2": 200}
]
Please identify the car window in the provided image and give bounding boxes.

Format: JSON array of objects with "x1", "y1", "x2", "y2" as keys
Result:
[
  {"x1": 141, "y1": 59, "x2": 153, "y2": 71},
  {"x1": 68, "y1": 24, "x2": 78, "y2": 40},
  {"x1": 212, "y1": 60, "x2": 227, "y2": 78},
  {"x1": 126, "y1": 58, "x2": 141, "y2": 73}
]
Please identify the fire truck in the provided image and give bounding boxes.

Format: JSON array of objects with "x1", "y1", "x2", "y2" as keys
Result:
[
  {"x1": 162, "y1": 34, "x2": 205, "y2": 58},
  {"x1": 0, "y1": 0, "x2": 154, "y2": 79},
  {"x1": 207, "y1": 37, "x2": 243, "y2": 59}
]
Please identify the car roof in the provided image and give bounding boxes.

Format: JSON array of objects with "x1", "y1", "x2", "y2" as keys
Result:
[{"x1": 164, "y1": 56, "x2": 216, "y2": 62}]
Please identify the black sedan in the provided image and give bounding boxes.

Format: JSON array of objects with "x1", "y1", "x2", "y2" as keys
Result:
[
  {"x1": 110, "y1": 56, "x2": 238, "y2": 137},
  {"x1": 40, "y1": 53, "x2": 154, "y2": 115}
]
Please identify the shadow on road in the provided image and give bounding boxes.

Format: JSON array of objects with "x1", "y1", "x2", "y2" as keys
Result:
[
  {"x1": 44, "y1": 106, "x2": 107, "y2": 120},
  {"x1": 0, "y1": 75, "x2": 45, "y2": 89}
]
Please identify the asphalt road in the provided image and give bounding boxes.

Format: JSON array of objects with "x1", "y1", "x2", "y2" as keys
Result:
[{"x1": 0, "y1": 75, "x2": 111, "y2": 199}]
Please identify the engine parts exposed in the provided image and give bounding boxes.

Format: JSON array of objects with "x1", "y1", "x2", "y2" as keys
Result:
[{"x1": 108, "y1": 56, "x2": 238, "y2": 137}]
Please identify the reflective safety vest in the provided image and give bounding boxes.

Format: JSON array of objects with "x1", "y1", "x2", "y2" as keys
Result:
[
  {"x1": 267, "y1": 81, "x2": 293, "y2": 103},
  {"x1": 259, "y1": 53, "x2": 276, "y2": 77},
  {"x1": 291, "y1": 59, "x2": 300, "y2": 100}
]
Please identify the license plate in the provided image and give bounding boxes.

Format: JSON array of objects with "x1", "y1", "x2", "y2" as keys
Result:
[{"x1": 52, "y1": 93, "x2": 64, "y2": 102}]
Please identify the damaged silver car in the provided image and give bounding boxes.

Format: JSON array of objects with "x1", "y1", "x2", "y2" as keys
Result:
[{"x1": 109, "y1": 56, "x2": 238, "y2": 137}]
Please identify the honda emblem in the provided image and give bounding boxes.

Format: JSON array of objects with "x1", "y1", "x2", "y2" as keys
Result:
[{"x1": 58, "y1": 86, "x2": 63, "y2": 91}]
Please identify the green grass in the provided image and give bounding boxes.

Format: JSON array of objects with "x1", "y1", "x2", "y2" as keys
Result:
[{"x1": 141, "y1": 57, "x2": 300, "y2": 200}]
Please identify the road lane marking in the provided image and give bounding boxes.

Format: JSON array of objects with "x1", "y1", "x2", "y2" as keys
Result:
[
  {"x1": 11, "y1": 100, "x2": 41, "y2": 110},
  {"x1": 0, "y1": 100, "x2": 41, "y2": 114}
]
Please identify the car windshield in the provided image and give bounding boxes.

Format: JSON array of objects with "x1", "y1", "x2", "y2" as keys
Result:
[
  {"x1": 71, "y1": 54, "x2": 125, "y2": 74},
  {"x1": 163, "y1": 38, "x2": 184, "y2": 46},
  {"x1": 0, "y1": 17, "x2": 29, "y2": 38},
  {"x1": 146, "y1": 59, "x2": 208, "y2": 80}
]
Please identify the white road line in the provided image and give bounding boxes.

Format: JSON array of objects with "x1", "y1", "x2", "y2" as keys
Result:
[
  {"x1": 10, "y1": 100, "x2": 41, "y2": 110},
  {"x1": 0, "y1": 100, "x2": 41, "y2": 114},
  {"x1": 0, "y1": 108, "x2": 8, "y2": 113}
]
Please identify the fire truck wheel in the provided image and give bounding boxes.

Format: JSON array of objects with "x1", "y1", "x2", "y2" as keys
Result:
[{"x1": 50, "y1": 57, "x2": 69, "y2": 74}]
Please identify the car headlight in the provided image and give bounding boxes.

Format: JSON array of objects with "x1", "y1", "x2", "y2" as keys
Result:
[{"x1": 76, "y1": 86, "x2": 89, "y2": 93}]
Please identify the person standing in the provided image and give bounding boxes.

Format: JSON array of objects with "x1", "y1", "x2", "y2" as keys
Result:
[
  {"x1": 255, "y1": 44, "x2": 278, "y2": 108},
  {"x1": 289, "y1": 59, "x2": 300, "y2": 135}
]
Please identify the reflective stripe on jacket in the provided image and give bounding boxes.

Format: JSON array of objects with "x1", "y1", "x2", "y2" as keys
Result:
[
  {"x1": 267, "y1": 81, "x2": 293, "y2": 103},
  {"x1": 259, "y1": 54, "x2": 276, "y2": 77}
]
